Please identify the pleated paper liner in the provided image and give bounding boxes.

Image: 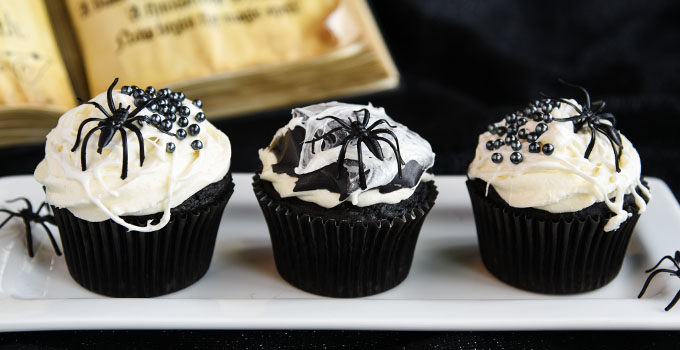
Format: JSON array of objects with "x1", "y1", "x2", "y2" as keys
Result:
[
  {"x1": 466, "y1": 179, "x2": 646, "y2": 294},
  {"x1": 252, "y1": 175, "x2": 438, "y2": 298},
  {"x1": 51, "y1": 178, "x2": 234, "y2": 298}
]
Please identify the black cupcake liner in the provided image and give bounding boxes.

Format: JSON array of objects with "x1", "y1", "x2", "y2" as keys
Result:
[
  {"x1": 466, "y1": 179, "x2": 643, "y2": 294},
  {"x1": 51, "y1": 179, "x2": 234, "y2": 298},
  {"x1": 252, "y1": 175, "x2": 437, "y2": 298}
]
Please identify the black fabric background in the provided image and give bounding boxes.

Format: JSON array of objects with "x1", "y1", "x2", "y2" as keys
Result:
[{"x1": 1, "y1": 0, "x2": 680, "y2": 348}]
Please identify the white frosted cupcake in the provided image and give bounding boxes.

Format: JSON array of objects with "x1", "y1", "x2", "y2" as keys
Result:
[
  {"x1": 466, "y1": 82, "x2": 650, "y2": 294},
  {"x1": 35, "y1": 79, "x2": 233, "y2": 297},
  {"x1": 253, "y1": 102, "x2": 438, "y2": 297}
]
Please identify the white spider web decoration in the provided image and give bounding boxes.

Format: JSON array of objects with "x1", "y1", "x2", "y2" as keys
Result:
[{"x1": 288, "y1": 102, "x2": 435, "y2": 191}]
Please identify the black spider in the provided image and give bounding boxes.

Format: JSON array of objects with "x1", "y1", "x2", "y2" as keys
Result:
[
  {"x1": 0, "y1": 198, "x2": 61, "y2": 258},
  {"x1": 305, "y1": 108, "x2": 405, "y2": 190},
  {"x1": 638, "y1": 251, "x2": 680, "y2": 311},
  {"x1": 71, "y1": 78, "x2": 157, "y2": 179},
  {"x1": 541, "y1": 79, "x2": 623, "y2": 172}
]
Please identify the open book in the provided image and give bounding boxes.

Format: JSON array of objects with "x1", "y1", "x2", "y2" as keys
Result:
[{"x1": 0, "y1": 0, "x2": 397, "y2": 147}]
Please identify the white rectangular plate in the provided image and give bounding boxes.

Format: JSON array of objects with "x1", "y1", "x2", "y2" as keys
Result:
[{"x1": 0, "y1": 174, "x2": 679, "y2": 331}]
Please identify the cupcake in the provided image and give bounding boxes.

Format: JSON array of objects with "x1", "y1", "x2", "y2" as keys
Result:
[
  {"x1": 253, "y1": 102, "x2": 437, "y2": 297},
  {"x1": 34, "y1": 78, "x2": 233, "y2": 297},
  {"x1": 467, "y1": 81, "x2": 650, "y2": 294}
]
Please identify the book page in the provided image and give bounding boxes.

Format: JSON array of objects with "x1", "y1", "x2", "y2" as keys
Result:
[
  {"x1": 0, "y1": 0, "x2": 76, "y2": 110},
  {"x1": 66, "y1": 0, "x2": 355, "y2": 95}
]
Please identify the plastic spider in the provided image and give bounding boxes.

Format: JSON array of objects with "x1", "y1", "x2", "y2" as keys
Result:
[
  {"x1": 541, "y1": 79, "x2": 623, "y2": 172},
  {"x1": 71, "y1": 77, "x2": 157, "y2": 179},
  {"x1": 0, "y1": 197, "x2": 61, "y2": 258},
  {"x1": 638, "y1": 251, "x2": 680, "y2": 311},
  {"x1": 305, "y1": 108, "x2": 404, "y2": 189}
]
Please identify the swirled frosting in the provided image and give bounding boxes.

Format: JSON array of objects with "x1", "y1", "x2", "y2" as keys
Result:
[
  {"x1": 468, "y1": 99, "x2": 649, "y2": 231},
  {"x1": 259, "y1": 102, "x2": 435, "y2": 208},
  {"x1": 34, "y1": 90, "x2": 231, "y2": 232}
]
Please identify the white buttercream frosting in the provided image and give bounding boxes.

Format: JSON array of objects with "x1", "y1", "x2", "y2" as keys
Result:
[
  {"x1": 468, "y1": 99, "x2": 649, "y2": 231},
  {"x1": 259, "y1": 102, "x2": 435, "y2": 208},
  {"x1": 34, "y1": 90, "x2": 231, "y2": 232}
]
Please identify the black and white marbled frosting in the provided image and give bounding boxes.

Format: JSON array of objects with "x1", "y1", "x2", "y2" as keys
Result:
[{"x1": 258, "y1": 102, "x2": 435, "y2": 208}]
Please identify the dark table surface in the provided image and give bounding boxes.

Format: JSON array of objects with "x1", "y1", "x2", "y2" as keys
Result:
[{"x1": 2, "y1": 0, "x2": 680, "y2": 348}]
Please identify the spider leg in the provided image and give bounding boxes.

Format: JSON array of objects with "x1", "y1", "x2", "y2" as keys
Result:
[
  {"x1": 0, "y1": 212, "x2": 17, "y2": 229},
  {"x1": 39, "y1": 222, "x2": 62, "y2": 256},
  {"x1": 594, "y1": 122, "x2": 622, "y2": 146},
  {"x1": 126, "y1": 123, "x2": 145, "y2": 167},
  {"x1": 37, "y1": 201, "x2": 48, "y2": 214},
  {"x1": 336, "y1": 138, "x2": 351, "y2": 180},
  {"x1": 369, "y1": 129, "x2": 405, "y2": 165},
  {"x1": 23, "y1": 219, "x2": 34, "y2": 258},
  {"x1": 352, "y1": 109, "x2": 361, "y2": 124},
  {"x1": 638, "y1": 268, "x2": 678, "y2": 298},
  {"x1": 83, "y1": 102, "x2": 113, "y2": 119},
  {"x1": 557, "y1": 78, "x2": 591, "y2": 110},
  {"x1": 646, "y1": 256, "x2": 680, "y2": 273},
  {"x1": 80, "y1": 126, "x2": 105, "y2": 171},
  {"x1": 7, "y1": 197, "x2": 33, "y2": 212},
  {"x1": 317, "y1": 115, "x2": 351, "y2": 129},
  {"x1": 665, "y1": 289, "x2": 680, "y2": 311},
  {"x1": 128, "y1": 114, "x2": 160, "y2": 129},
  {"x1": 305, "y1": 136, "x2": 322, "y2": 154},
  {"x1": 106, "y1": 78, "x2": 119, "y2": 112},
  {"x1": 573, "y1": 119, "x2": 587, "y2": 133},
  {"x1": 367, "y1": 119, "x2": 397, "y2": 131},
  {"x1": 553, "y1": 115, "x2": 585, "y2": 122},
  {"x1": 40, "y1": 215, "x2": 56, "y2": 226},
  {"x1": 304, "y1": 127, "x2": 345, "y2": 154},
  {"x1": 128, "y1": 97, "x2": 159, "y2": 119},
  {"x1": 356, "y1": 139, "x2": 367, "y2": 189},
  {"x1": 362, "y1": 136, "x2": 384, "y2": 160},
  {"x1": 609, "y1": 136, "x2": 622, "y2": 173},
  {"x1": 598, "y1": 112, "x2": 617, "y2": 126},
  {"x1": 355, "y1": 108, "x2": 370, "y2": 127},
  {"x1": 593, "y1": 124, "x2": 623, "y2": 172},
  {"x1": 583, "y1": 126, "x2": 596, "y2": 159},
  {"x1": 127, "y1": 114, "x2": 149, "y2": 123},
  {"x1": 592, "y1": 100, "x2": 606, "y2": 114},
  {"x1": 119, "y1": 128, "x2": 129, "y2": 179},
  {"x1": 373, "y1": 136, "x2": 404, "y2": 179},
  {"x1": 71, "y1": 118, "x2": 104, "y2": 152}
]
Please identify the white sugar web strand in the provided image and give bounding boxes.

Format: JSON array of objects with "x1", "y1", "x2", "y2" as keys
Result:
[{"x1": 78, "y1": 131, "x2": 175, "y2": 233}]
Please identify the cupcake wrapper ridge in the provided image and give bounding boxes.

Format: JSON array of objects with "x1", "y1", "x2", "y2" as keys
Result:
[
  {"x1": 466, "y1": 179, "x2": 641, "y2": 294},
  {"x1": 253, "y1": 175, "x2": 437, "y2": 298},
  {"x1": 52, "y1": 179, "x2": 234, "y2": 298}
]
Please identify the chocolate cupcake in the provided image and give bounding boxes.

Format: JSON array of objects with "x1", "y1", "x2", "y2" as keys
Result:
[
  {"x1": 253, "y1": 102, "x2": 437, "y2": 297},
  {"x1": 467, "y1": 82, "x2": 650, "y2": 294},
  {"x1": 34, "y1": 79, "x2": 233, "y2": 297}
]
